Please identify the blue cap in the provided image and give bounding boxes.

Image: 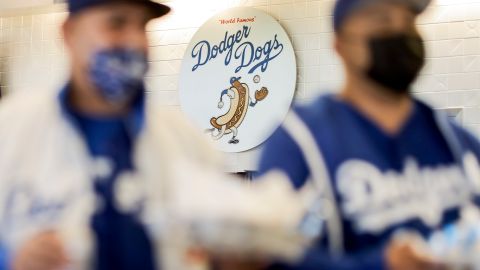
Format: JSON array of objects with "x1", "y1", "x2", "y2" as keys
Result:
[
  {"x1": 333, "y1": 0, "x2": 431, "y2": 32},
  {"x1": 68, "y1": 0, "x2": 170, "y2": 18}
]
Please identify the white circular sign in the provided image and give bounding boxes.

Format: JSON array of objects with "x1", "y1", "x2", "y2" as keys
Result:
[{"x1": 179, "y1": 7, "x2": 297, "y2": 153}]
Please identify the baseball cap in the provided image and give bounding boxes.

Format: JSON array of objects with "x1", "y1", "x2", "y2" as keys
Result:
[
  {"x1": 333, "y1": 0, "x2": 431, "y2": 32},
  {"x1": 68, "y1": 0, "x2": 171, "y2": 18}
]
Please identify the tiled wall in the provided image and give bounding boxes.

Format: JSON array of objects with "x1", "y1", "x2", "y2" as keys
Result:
[
  {"x1": 0, "y1": 8, "x2": 67, "y2": 94},
  {"x1": 1, "y1": 0, "x2": 480, "y2": 171}
]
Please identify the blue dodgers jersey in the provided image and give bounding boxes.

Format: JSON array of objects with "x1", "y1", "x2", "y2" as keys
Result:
[
  {"x1": 59, "y1": 86, "x2": 156, "y2": 270},
  {"x1": 73, "y1": 114, "x2": 156, "y2": 270},
  {"x1": 258, "y1": 94, "x2": 480, "y2": 270}
]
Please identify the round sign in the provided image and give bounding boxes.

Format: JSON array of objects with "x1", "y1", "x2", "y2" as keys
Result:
[{"x1": 179, "y1": 7, "x2": 297, "y2": 153}]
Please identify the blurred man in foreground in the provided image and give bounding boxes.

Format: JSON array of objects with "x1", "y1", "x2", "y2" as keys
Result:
[
  {"x1": 0, "y1": 0, "x2": 214, "y2": 269},
  {"x1": 256, "y1": 0, "x2": 480, "y2": 269}
]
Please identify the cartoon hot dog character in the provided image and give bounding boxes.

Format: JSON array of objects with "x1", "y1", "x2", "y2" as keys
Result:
[{"x1": 207, "y1": 76, "x2": 268, "y2": 144}]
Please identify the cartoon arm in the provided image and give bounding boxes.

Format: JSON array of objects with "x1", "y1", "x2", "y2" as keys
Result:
[
  {"x1": 218, "y1": 89, "x2": 235, "y2": 109},
  {"x1": 250, "y1": 87, "x2": 269, "y2": 107}
]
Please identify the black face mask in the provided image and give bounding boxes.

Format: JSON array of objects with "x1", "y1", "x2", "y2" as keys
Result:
[{"x1": 366, "y1": 33, "x2": 425, "y2": 95}]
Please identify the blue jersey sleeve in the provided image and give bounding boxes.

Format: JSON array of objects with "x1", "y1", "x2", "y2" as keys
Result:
[
  {"x1": 453, "y1": 124, "x2": 480, "y2": 158},
  {"x1": 268, "y1": 244, "x2": 386, "y2": 270},
  {"x1": 257, "y1": 126, "x2": 310, "y2": 189},
  {"x1": 0, "y1": 244, "x2": 11, "y2": 270},
  {"x1": 451, "y1": 122, "x2": 480, "y2": 207},
  {"x1": 451, "y1": 122, "x2": 480, "y2": 206}
]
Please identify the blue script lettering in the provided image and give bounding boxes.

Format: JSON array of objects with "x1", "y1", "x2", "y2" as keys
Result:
[
  {"x1": 234, "y1": 34, "x2": 283, "y2": 74},
  {"x1": 191, "y1": 26, "x2": 251, "y2": 71},
  {"x1": 190, "y1": 26, "x2": 284, "y2": 74},
  {"x1": 1, "y1": 185, "x2": 71, "y2": 228}
]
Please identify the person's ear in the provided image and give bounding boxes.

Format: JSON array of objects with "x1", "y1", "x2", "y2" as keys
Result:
[
  {"x1": 334, "y1": 34, "x2": 346, "y2": 61},
  {"x1": 62, "y1": 17, "x2": 74, "y2": 51},
  {"x1": 334, "y1": 33, "x2": 362, "y2": 73}
]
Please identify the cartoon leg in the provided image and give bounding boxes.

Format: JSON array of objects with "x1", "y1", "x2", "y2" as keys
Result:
[
  {"x1": 212, "y1": 125, "x2": 227, "y2": 140},
  {"x1": 228, "y1": 127, "x2": 239, "y2": 144}
]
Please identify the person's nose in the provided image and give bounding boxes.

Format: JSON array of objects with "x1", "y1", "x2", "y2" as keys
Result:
[
  {"x1": 122, "y1": 26, "x2": 149, "y2": 53},
  {"x1": 390, "y1": 14, "x2": 416, "y2": 35}
]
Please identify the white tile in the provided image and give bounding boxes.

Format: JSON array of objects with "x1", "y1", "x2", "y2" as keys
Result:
[
  {"x1": 20, "y1": 27, "x2": 31, "y2": 43},
  {"x1": 304, "y1": 66, "x2": 321, "y2": 82},
  {"x1": 318, "y1": 33, "x2": 333, "y2": 49},
  {"x1": 22, "y1": 15, "x2": 32, "y2": 28},
  {"x1": 145, "y1": 75, "x2": 179, "y2": 91},
  {"x1": 447, "y1": 57, "x2": 465, "y2": 73},
  {"x1": 417, "y1": 24, "x2": 436, "y2": 41},
  {"x1": 1, "y1": 17, "x2": 12, "y2": 30},
  {"x1": 433, "y1": 23, "x2": 450, "y2": 40},
  {"x1": 413, "y1": 75, "x2": 448, "y2": 92},
  {"x1": 448, "y1": 21, "x2": 478, "y2": 39},
  {"x1": 420, "y1": 59, "x2": 433, "y2": 75},
  {"x1": 295, "y1": 51, "x2": 305, "y2": 67},
  {"x1": 463, "y1": 90, "x2": 480, "y2": 107},
  {"x1": 149, "y1": 45, "x2": 187, "y2": 61},
  {"x1": 297, "y1": 66, "x2": 305, "y2": 83},
  {"x1": 430, "y1": 58, "x2": 450, "y2": 74},
  {"x1": 463, "y1": 108, "x2": 480, "y2": 124},
  {"x1": 11, "y1": 16, "x2": 23, "y2": 28},
  {"x1": 290, "y1": 34, "x2": 307, "y2": 51},
  {"x1": 305, "y1": 1, "x2": 320, "y2": 18},
  {"x1": 415, "y1": 92, "x2": 449, "y2": 109},
  {"x1": 148, "y1": 60, "x2": 182, "y2": 76},
  {"x1": 417, "y1": 6, "x2": 442, "y2": 24},
  {"x1": 302, "y1": 50, "x2": 321, "y2": 66},
  {"x1": 42, "y1": 25, "x2": 61, "y2": 40},
  {"x1": 305, "y1": 34, "x2": 320, "y2": 50},
  {"x1": 319, "y1": 0, "x2": 334, "y2": 17},
  {"x1": 447, "y1": 91, "x2": 465, "y2": 107},
  {"x1": 431, "y1": 40, "x2": 464, "y2": 57},
  {"x1": 464, "y1": 38, "x2": 480, "y2": 55},
  {"x1": 147, "y1": 90, "x2": 179, "y2": 106},
  {"x1": 294, "y1": 82, "x2": 305, "y2": 99},
  {"x1": 448, "y1": 73, "x2": 480, "y2": 90},
  {"x1": 464, "y1": 56, "x2": 480, "y2": 72}
]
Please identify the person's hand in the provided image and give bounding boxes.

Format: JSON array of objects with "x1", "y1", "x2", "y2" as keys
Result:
[
  {"x1": 386, "y1": 238, "x2": 446, "y2": 270},
  {"x1": 211, "y1": 257, "x2": 269, "y2": 270},
  {"x1": 12, "y1": 231, "x2": 69, "y2": 270},
  {"x1": 182, "y1": 245, "x2": 270, "y2": 270},
  {"x1": 209, "y1": 252, "x2": 270, "y2": 270}
]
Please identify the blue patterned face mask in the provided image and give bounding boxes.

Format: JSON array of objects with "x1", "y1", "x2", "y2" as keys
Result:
[{"x1": 89, "y1": 48, "x2": 149, "y2": 104}]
